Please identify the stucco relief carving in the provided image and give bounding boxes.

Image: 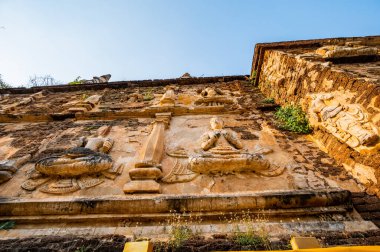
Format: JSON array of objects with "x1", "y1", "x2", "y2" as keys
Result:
[
  {"x1": 162, "y1": 148, "x2": 198, "y2": 183},
  {"x1": 163, "y1": 117, "x2": 284, "y2": 183},
  {"x1": 194, "y1": 87, "x2": 234, "y2": 107},
  {"x1": 159, "y1": 86, "x2": 176, "y2": 107},
  {"x1": 123, "y1": 113, "x2": 171, "y2": 193},
  {"x1": 0, "y1": 155, "x2": 31, "y2": 184},
  {"x1": 189, "y1": 117, "x2": 283, "y2": 175},
  {"x1": 307, "y1": 93, "x2": 379, "y2": 149},
  {"x1": 21, "y1": 126, "x2": 123, "y2": 194}
]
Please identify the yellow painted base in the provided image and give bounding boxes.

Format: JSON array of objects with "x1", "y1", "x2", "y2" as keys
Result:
[
  {"x1": 290, "y1": 237, "x2": 321, "y2": 249},
  {"x1": 123, "y1": 241, "x2": 153, "y2": 252}
]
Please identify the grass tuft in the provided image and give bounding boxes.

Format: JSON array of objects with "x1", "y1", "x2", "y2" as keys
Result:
[{"x1": 170, "y1": 226, "x2": 193, "y2": 248}]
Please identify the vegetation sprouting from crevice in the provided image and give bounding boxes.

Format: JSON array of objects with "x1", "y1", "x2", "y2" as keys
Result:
[{"x1": 274, "y1": 105, "x2": 312, "y2": 134}]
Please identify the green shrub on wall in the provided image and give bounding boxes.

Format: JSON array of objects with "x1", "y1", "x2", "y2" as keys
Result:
[
  {"x1": 274, "y1": 105, "x2": 312, "y2": 134},
  {"x1": 68, "y1": 76, "x2": 85, "y2": 85}
]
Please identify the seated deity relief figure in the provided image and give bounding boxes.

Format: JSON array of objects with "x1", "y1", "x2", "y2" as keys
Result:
[
  {"x1": 194, "y1": 87, "x2": 234, "y2": 107},
  {"x1": 189, "y1": 117, "x2": 274, "y2": 174},
  {"x1": 307, "y1": 93, "x2": 379, "y2": 149},
  {"x1": 161, "y1": 117, "x2": 285, "y2": 183},
  {"x1": 21, "y1": 125, "x2": 123, "y2": 194},
  {"x1": 163, "y1": 117, "x2": 284, "y2": 184}
]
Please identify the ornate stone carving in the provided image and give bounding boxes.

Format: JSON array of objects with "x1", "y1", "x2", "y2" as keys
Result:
[
  {"x1": 163, "y1": 117, "x2": 284, "y2": 183},
  {"x1": 159, "y1": 86, "x2": 176, "y2": 107},
  {"x1": 162, "y1": 148, "x2": 198, "y2": 183},
  {"x1": 307, "y1": 93, "x2": 379, "y2": 149},
  {"x1": 194, "y1": 87, "x2": 234, "y2": 107},
  {"x1": 0, "y1": 155, "x2": 31, "y2": 184},
  {"x1": 123, "y1": 113, "x2": 171, "y2": 193},
  {"x1": 21, "y1": 126, "x2": 122, "y2": 194},
  {"x1": 189, "y1": 117, "x2": 279, "y2": 174}
]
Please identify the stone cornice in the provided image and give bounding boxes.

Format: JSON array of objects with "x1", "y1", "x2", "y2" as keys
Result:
[
  {"x1": 0, "y1": 75, "x2": 248, "y2": 94},
  {"x1": 251, "y1": 35, "x2": 380, "y2": 86}
]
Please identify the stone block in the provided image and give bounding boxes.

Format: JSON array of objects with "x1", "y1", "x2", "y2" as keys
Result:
[
  {"x1": 123, "y1": 180, "x2": 161, "y2": 194},
  {"x1": 128, "y1": 167, "x2": 162, "y2": 180}
]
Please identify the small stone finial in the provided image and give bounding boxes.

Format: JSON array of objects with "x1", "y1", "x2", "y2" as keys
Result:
[{"x1": 180, "y1": 73, "x2": 192, "y2": 79}]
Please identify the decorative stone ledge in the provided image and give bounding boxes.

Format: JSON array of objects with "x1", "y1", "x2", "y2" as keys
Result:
[
  {"x1": 251, "y1": 35, "x2": 380, "y2": 85},
  {"x1": 0, "y1": 189, "x2": 351, "y2": 219},
  {"x1": 0, "y1": 75, "x2": 248, "y2": 95}
]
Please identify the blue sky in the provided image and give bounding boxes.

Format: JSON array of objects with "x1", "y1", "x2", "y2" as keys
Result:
[{"x1": 0, "y1": 0, "x2": 379, "y2": 86}]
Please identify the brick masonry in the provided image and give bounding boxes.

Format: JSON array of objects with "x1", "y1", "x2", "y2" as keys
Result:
[
  {"x1": 252, "y1": 36, "x2": 380, "y2": 197},
  {"x1": 352, "y1": 192, "x2": 380, "y2": 228}
]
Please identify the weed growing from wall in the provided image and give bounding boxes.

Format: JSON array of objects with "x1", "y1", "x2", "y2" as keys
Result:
[
  {"x1": 274, "y1": 105, "x2": 312, "y2": 134},
  {"x1": 143, "y1": 89, "x2": 154, "y2": 101},
  {"x1": 68, "y1": 76, "x2": 85, "y2": 85},
  {"x1": 153, "y1": 210, "x2": 202, "y2": 251},
  {"x1": 231, "y1": 210, "x2": 271, "y2": 250}
]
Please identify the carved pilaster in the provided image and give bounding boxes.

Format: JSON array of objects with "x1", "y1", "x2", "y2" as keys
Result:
[{"x1": 123, "y1": 113, "x2": 171, "y2": 193}]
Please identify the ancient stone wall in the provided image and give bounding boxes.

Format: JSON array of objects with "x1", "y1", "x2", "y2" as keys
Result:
[
  {"x1": 1, "y1": 75, "x2": 376, "y2": 243},
  {"x1": 254, "y1": 37, "x2": 380, "y2": 196},
  {"x1": 352, "y1": 192, "x2": 380, "y2": 228}
]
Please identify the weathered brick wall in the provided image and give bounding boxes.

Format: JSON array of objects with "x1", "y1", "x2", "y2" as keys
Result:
[
  {"x1": 352, "y1": 192, "x2": 380, "y2": 228},
  {"x1": 258, "y1": 49, "x2": 380, "y2": 196},
  {"x1": 259, "y1": 50, "x2": 380, "y2": 124},
  {"x1": 314, "y1": 129, "x2": 380, "y2": 195}
]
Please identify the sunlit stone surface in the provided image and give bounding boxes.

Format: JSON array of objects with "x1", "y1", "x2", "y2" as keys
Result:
[{"x1": 0, "y1": 36, "x2": 379, "y2": 244}]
